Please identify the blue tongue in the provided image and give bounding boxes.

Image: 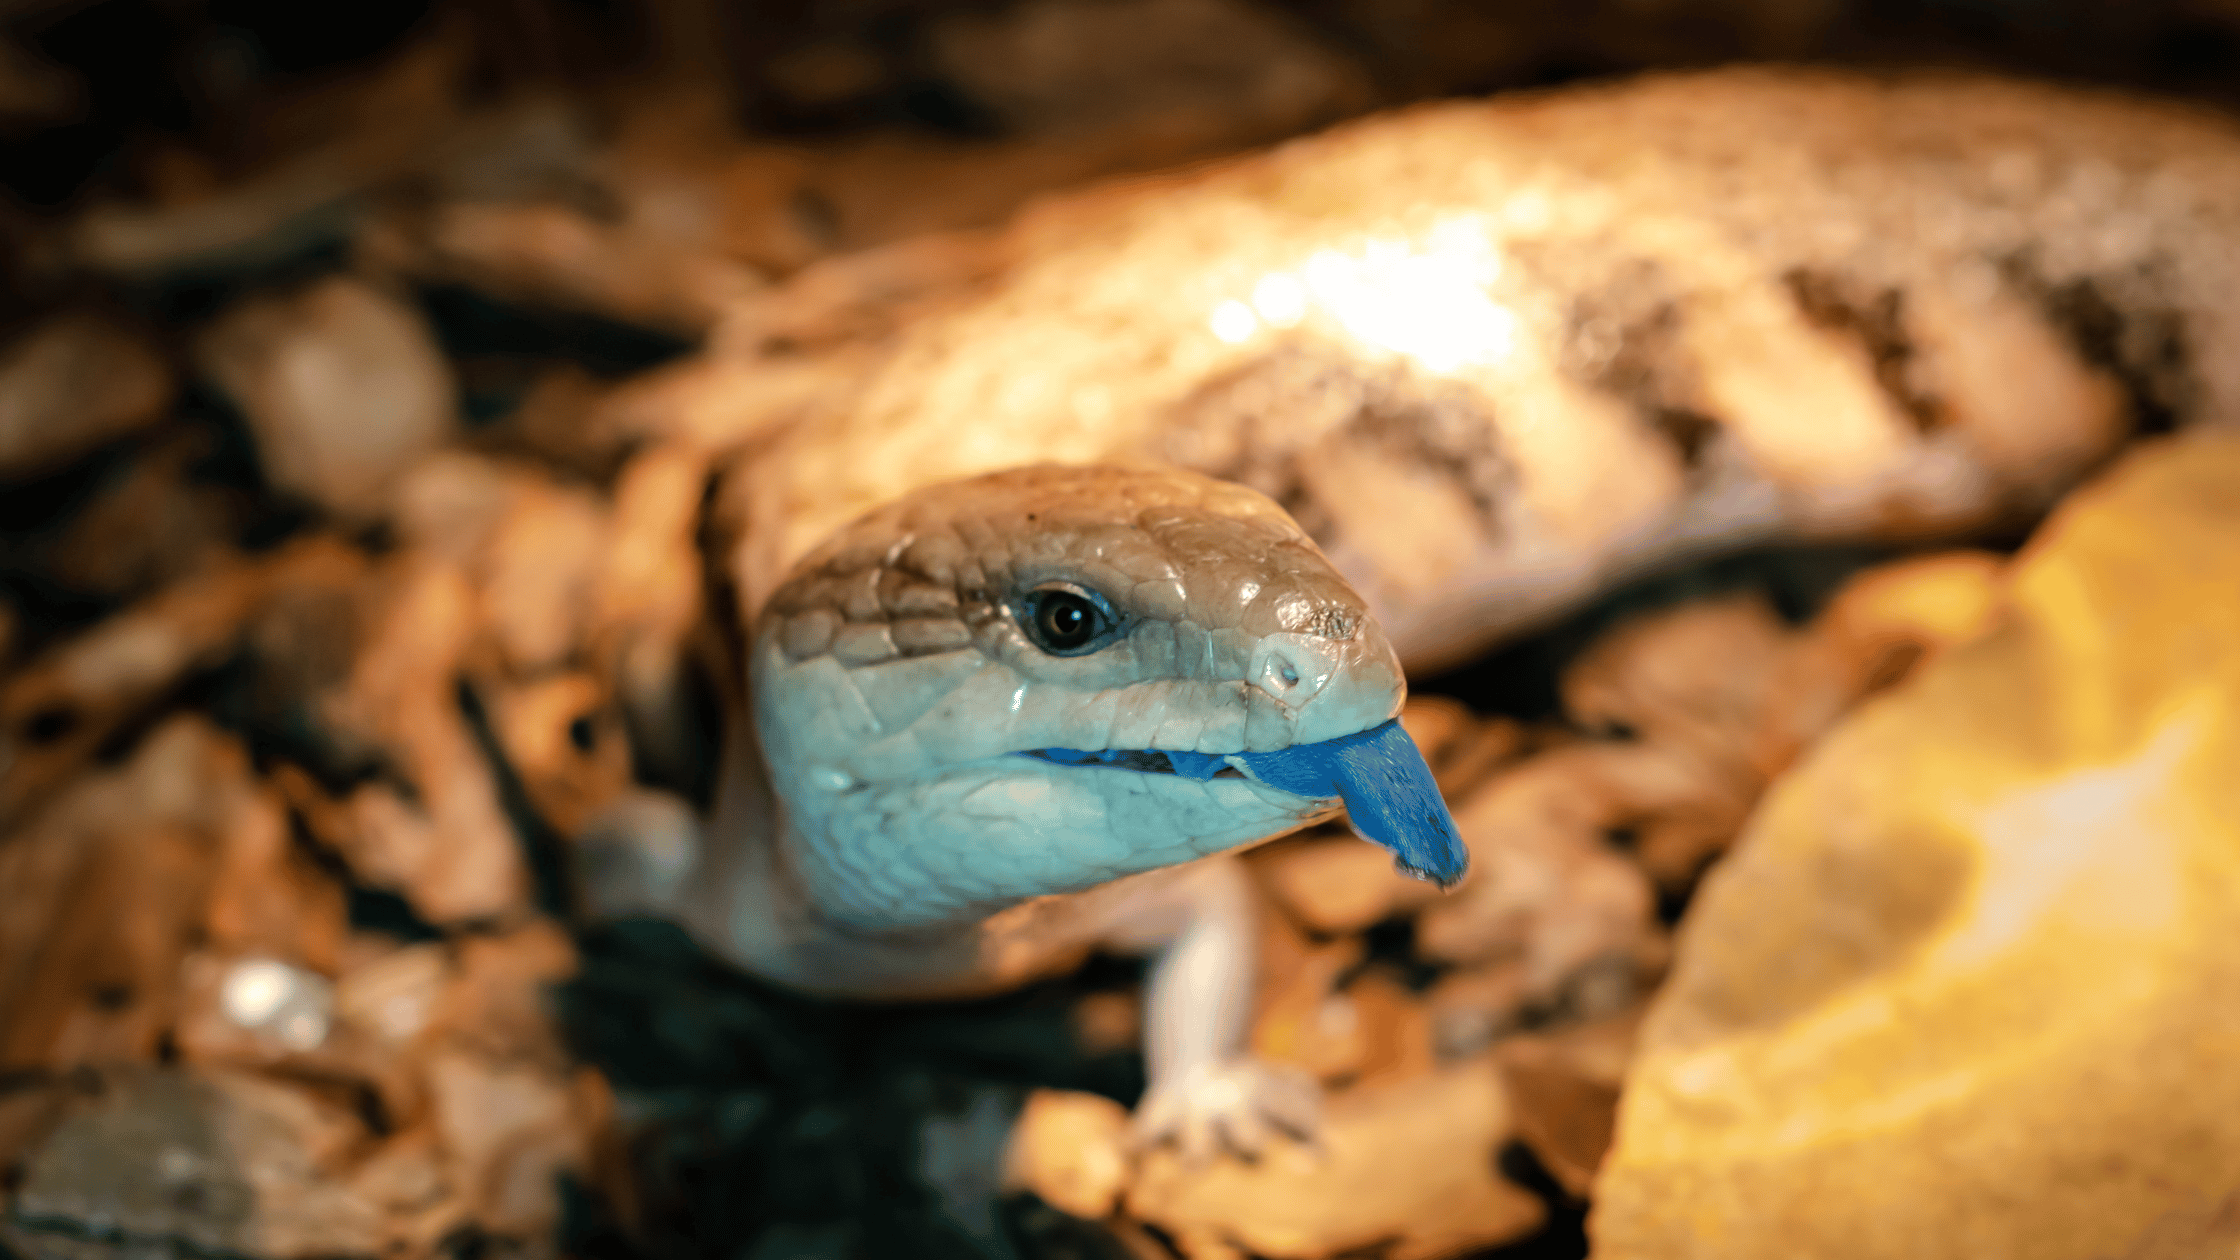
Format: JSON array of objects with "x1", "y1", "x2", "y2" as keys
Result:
[{"x1": 1238, "y1": 718, "x2": 1469, "y2": 888}]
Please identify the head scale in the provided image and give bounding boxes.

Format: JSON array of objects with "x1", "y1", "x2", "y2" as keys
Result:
[{"x1": 751, "y1": 464, "x2": 1458, "y2": 929}]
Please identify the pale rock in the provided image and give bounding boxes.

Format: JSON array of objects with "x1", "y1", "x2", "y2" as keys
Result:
[
  {"x1": 1593, "y1": 435, "x2": 2240, "y2": 1259},
  {"x1": 197, "y1": 276, "x2": 456, "y2": 518},
  {"x1": 1125, "y1": 1057, "x2": 1543, "y2": 1260},
  {"x1": 1003, "y1": 1090, "x2": 1132, "y2": 1220}
]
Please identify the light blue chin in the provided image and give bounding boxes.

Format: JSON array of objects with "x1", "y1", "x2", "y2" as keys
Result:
[{"x1": 1019, "y1": 718, "x2": 1469, "y2": 888}]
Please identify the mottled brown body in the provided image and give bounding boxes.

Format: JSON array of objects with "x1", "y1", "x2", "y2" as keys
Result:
[{"x1": 681, "y1": 68, "x2": 2240, "y2": 671}]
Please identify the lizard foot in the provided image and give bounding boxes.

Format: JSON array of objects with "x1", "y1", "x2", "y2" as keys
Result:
[{"x1": 1131, "y1": 1058, "x2": 1321, "y2": 1164}]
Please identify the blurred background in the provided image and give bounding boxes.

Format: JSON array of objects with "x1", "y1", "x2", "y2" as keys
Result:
[{"x1": 4, "y1": 3, "x2": 2240, "y2": 1260}]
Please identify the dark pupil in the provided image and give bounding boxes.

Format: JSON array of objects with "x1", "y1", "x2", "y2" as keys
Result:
[{"x1": 1036, "y1": 593, "x2": 1097, "y2": 649}]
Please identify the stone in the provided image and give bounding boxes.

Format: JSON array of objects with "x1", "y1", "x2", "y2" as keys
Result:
[
  {"x1": 1251, "y1": 832, "x2": 1440, "y2": 937},
  {"x1": 1125, "y1": 1057, "x2": 1543, "y2": 1260},
  {"x1": 483, "y1": 671, "x2": 630, "y2": 838},
  {"x1": 1593, "y1": 434, "x2": 2240, "y2": 1259},
  {"x1": 0, "y1": 718, "x2": 323, "y2": 1074},
  {"x1": 0, "y1": 312, "x2": 171, "y2": 478},
  {"x1": 297, "y1": 557, "x2": 530, "y2": 925},
  {"x1": 1002, "y1": 1089, "x2": 1132, "y2": 1221},
  {"x1": 1494, "y1": 1009, "x2": 1641, "y2": 1198},
  {"x1": 926, "y1": 0, "x2": 1369, "y2": 142},
  {"x1": 1751, "y1": 550, "x2": 2005, "y2": 777},
  {"x1": 0, "y1": 538, "x2": 354, "y2": 835},
  {"x1": 197, "y1": 276, "x2": 457, "y2": 519},
  {"x1": 9, "y1": 1068, "x2": 380, "y2": 1260},
  {"x1": 1412, "y1": 746, "x2": 1662, "y2": 998},
  {"x1": 424, "y1": 1052, "x2": 588, "y2": 1237},
  {"x1": 38, "y1": 432, "x2": 238, "y2": 600}
]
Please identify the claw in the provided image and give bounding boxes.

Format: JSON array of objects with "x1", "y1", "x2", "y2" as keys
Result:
[{"x1": 1130, "y1": 1059, "x2": 1323, "y2": 1165}]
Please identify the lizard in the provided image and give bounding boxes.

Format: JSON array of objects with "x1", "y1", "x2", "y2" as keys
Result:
[
  {"x1": 587, "y1": 66, "x2": 2240, "y2": 1156},
  {"x1": 631, "y1": 463, "x2": 1467, "y2": 1158}
]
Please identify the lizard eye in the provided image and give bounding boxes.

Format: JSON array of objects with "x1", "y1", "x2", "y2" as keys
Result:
[{"x1": 1020, "y1": 583, "x2": 1120, "y2": 655}]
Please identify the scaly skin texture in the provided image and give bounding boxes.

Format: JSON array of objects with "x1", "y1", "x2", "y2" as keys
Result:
[
  {"x1": 608, "y1": 68, "x2": 2240, "y2": 1153},
  {"x1": 669, "y1": 465, "x2": 1408, "y2": 1154},
  {"x1": 685, "y1": 68, "x2": 2240, "y2": 673}
]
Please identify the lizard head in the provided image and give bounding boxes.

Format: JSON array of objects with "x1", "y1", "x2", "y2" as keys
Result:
[{"x1": 750, "y1": 465, "x2": 1465, "y2": 928}]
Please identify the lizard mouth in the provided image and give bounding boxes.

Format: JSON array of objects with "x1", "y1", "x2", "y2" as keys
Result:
[
  {"x1": 1017, "y1": 719, "x2": 1469, "y2": 888},
  {"x1": 1018, "y1": 748, "x2": 1248, "y2": 779}
]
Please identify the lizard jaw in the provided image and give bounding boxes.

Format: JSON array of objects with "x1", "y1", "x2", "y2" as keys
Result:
[{"x1": 1017, "y1": 716, "x2": 1469, "y2": 887}]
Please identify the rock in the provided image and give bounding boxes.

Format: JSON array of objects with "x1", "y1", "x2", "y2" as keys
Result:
[
  {"x1": 425, "y1": 1052, "x2": 588, "y2": 1237},
  {"x1": 926, "y1": 0, "x2": 1370, "y2": 142},
  {"x1": 10, "y1": 1068, "x2": 380, "y2": 1260},
  {"x1": 1003, "y1": 1089, "x2": 1132, "y2": 1221},
  {"x1": 593, "y1": 443, "x2": 713, "y2": 794},
  {"x1": 1125, "y1": 1057, "x2": 1543, "y2": 1260},
  {"x1": 295, "y1": 557, "x2": 530, "y2": 925},
  {"x1": 1752, "y1": 550, "x2": 2005, "y2": 776},
  {"x1": 1494, "y1": 1009, "x2": 1642, "y2": 1198},
  {"x1": 1593, "y1": 435, "x2": 2240, "y2": 1259},
  {"x1": 197, "y1": 276, "x2": 457, "y2": 518},
  {"x1": 1561, "y1": 594, "x2": 1794, "y2": 781},
  {"x1": 0, "y1": 538, "x2": 353, "y2": 834},
  {"x1": 0, "y1": 718, "x2": 335, "y2": 1074},
  {"x1": 419, "y1": 925, "x2": 597, "y2": 1240},
  {"x1": 38, "y1": 432, "x2": 241, "y2": 600},
  {"x1": 1423, "y1": 961, "x2": 1532, "y2": 1061},
  {"x1": 483, "y1": 671, "x2": 630, "y2": 838},
  {"x1": 1251, "y1": 832, "x2": 1440, "y2": 937},
  {"x1": 0, "y1": 312, "x2": 172, "y2": 478},
  {"x1": 1412, "y1": 746, "x2": 1662, "y2": 998}
]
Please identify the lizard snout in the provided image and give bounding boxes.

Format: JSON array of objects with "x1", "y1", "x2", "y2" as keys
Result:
[{"x1": 1256, "y1": 627, "x2": 1406, "y2": 748}]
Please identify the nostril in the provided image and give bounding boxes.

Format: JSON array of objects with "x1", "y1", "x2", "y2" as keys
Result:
[{"x1": 1253, "y1": 635, "x2": 1337, "y2": 705}]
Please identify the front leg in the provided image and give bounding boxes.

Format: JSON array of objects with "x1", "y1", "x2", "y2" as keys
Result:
[{"x1": 1098, "y1": 854, "x2": 1320, "y2": 1162}]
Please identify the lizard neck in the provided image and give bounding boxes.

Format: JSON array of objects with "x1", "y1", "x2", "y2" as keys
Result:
[{"x1": 773, "y1": 784, "x2": 1042, "y2": 933}]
